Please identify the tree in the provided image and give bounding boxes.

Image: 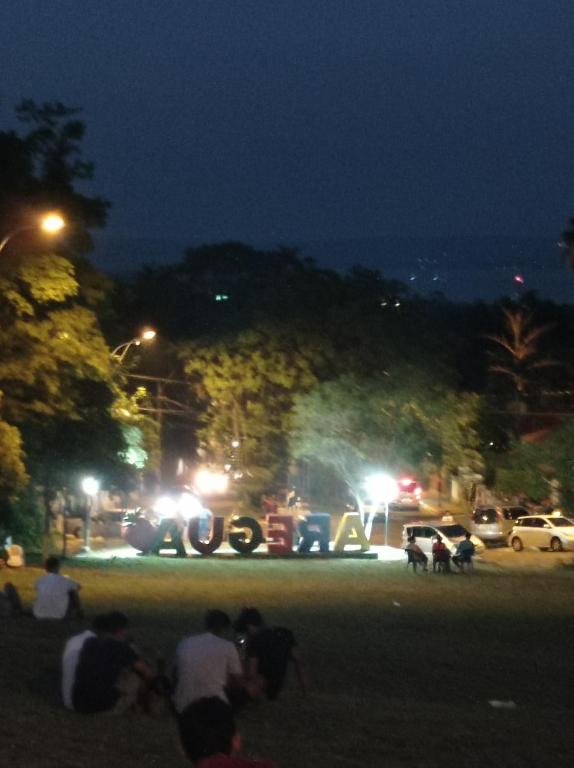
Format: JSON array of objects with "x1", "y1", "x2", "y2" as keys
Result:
[
  {"x1": 485, "y1": 307, "x2": 557, "y2": 400},
  {"x1": 495, "y1": 420, "x2": 574, "y2": 508},
  {"x1": 182, "y1": 326, "x2": 334, "y2": 499},
  {"x1": 0, "y1": 101, "x2": 132, "y2": 544},
  {"x1": 290, "y1": 372, "x2": 483, "y2": 517}
]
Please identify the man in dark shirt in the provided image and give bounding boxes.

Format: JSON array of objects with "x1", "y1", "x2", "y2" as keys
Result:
[
  {"x1": 234, "y1": 608, "x2": 305, "y2": 701},
  {"x1": 72, "y1": 611, "x2": 155, "y2": 714}
]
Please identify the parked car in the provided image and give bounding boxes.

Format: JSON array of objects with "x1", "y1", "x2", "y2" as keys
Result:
[
  {"x1": 401, "y1": 521, "x2": 485, "y2": 557},
  {"x1": 508, "y1": 515, "x2": 574, "y2": 552},
  {"x1": 470, "y1": 506, "x2": 527, "y2": 544}
]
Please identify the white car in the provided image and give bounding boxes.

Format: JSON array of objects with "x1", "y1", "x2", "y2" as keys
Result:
[
  {"x1": 401, "y1": 521, "x2": 485, "y2": 557},
  {"x1": 508, "y1": 515, "x2": 574, "y2": 552}
]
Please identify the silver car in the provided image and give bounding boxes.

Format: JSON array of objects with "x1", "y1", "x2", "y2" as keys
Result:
[
  {"x1": 508, "y1": 515, "x2": 574, "y2": 552},
  {"x1": 471, "y1": 506, "x2": 527, "y2": 544}
]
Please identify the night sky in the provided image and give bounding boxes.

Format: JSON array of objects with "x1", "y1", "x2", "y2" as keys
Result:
[{"x1": 1, "y1": 1, "x2": 574, "y2": 298}]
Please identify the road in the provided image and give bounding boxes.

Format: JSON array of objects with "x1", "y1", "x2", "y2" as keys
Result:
[{"x1": 368, "y1": 500, "x2": 574, "y2": 570}]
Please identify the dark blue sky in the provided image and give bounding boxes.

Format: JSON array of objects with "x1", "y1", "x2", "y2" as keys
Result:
[{"x1": 1, "y1": 1, "x2": 574, "y2": 256}]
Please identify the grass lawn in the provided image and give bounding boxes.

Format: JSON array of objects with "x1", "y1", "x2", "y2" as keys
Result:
[{"x1": 1, "y1": 555, "x2": 574, "y2": 767}]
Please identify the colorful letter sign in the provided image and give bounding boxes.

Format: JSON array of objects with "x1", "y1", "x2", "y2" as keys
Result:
[{"x1": 125, "y1": 511, "x2": 373, "y2": 558}]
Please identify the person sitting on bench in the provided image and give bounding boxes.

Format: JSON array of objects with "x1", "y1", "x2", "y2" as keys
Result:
[
  {"x1": 405, "y1": 535, "x2": 428, "y2": 570},
  {"x1": 432, "y1": 535, "x2": 451, "y2": 572}
]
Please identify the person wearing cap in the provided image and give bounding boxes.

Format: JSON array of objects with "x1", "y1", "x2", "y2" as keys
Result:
[{"x1": 234, "y1": 608, "x2": 305, "y2": 701}]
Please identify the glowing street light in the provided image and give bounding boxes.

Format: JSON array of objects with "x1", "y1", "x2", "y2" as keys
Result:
[
  {"x1": 112, "y1": 327, "x2": 157, "y2": 363},
  {"x1": 194, "y1": 468, "x2": 229, "y2": 496},
  {"x1": 364, "y1": 472, "x2": 399, "y2": 545},
  {"x1": 0, "y1": 211, "x2": 66, "y2": 254},
  {"x1": 80, "y1": 476, "x2": 100, "y2": 552}
]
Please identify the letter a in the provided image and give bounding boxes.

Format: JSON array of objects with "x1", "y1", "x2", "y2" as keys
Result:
[{"x1": 333, "y1": 513, "x2": 370, "y2": 552}]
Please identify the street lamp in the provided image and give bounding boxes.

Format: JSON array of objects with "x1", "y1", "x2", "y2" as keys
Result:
[
  {"x1": 112, "y1": 328, "x2": 157, "y2": 363},
  {"x1": 364, "y1": 473, "x2": 399, "y2": 545},
  {"x1": 81, "y1": 476, "x2": 100, "y2": 552},
  {"x1": 0, "y1": 212, "x2": 66, "y2": 254}
]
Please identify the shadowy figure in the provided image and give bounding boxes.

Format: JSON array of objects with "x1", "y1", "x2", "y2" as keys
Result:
[
  {"x1": 405, "y1": 535, "x2": 428, "y2": 571},
  {"x1": 72, "y1": 611, "x2": 156, "y2": 714},
  {"x1": 432, "y1": 536, "x2": 451, "y2": 573},
  {"x1": 178, "y1": 696, "x2": 277, "y2": 767},
  {"x1": 452, "y1": 532, "x2": 476, "y2": 571},
  {"x1": 234, "y1": 607, "x2": 306, "y2": 701}
]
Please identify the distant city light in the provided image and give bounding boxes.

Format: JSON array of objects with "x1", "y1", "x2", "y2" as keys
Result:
[{"x1": 215, "y1": 294, "x2": 229, "y2": 301}]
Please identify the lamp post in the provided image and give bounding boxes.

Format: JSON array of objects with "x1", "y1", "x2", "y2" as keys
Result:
[
  {"x1": 112, "y1": 328, "x2": 157, "y2": 363},
  {"x1": 364, "y1": 473, "x2": 399, "y2": 545},
  {"x1": 0, "y1": 212, "x2": 65, "y2": 254},
  {"x1": 81, "y1": 476, "x2": 100, "y2": 552}
]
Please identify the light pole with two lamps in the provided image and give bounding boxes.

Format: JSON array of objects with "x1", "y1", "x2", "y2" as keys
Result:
[{"x1": 112, "y1": 328, "x2": 157, "y2": 363}]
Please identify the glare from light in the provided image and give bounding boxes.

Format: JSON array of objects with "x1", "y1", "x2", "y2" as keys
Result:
[
  {"x1": 179, "y1": 492, "x2": 204, "y2": 520},
  {"x1": 81, "y1": 476, "x2": 100, "y2": 496},
  {"x1": 364, "y1": 473, "x2": 399, "y2": 505},
  {"x1": 154, "y1": 495, "x2": 177, "y2": 518},
  {"x1": 40, "y1": 213, "x2": 65, "y2": 233},
  {"x1": 194, "y1": 469, "x2": 229, "y2": 495},
  {"x1": 231, "y1": 439, "x2": 240, "y2": 448},
  {"x1": 140, "y1": 328, "x2": 156, "y2": 341}
]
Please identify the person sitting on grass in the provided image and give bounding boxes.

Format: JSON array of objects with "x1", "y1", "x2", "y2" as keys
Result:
[
  {"x1": 178, "y1": 696, "x2": 277, "y2": 767},
  {"x1": 32, "y1": 556, "x2": 82, "y2": 620},
  {"x1": 405, "y1": 535, "x2": 428, "y2": 570},
  {"x1": 173, "y1": 610, "x2": 247, "y2": 716},
  {"x1": 432, "y1": 536, "x2": 451, "y2": 573},
  {"x1": 61, "y1": 613, "x2": 115, "y2": 709},
  {"x1": 0, "y1": 582, "x2": 24, "y2": 616},
  {"x1": 234, "y1": 607, "x2": 306, "y2": 701},
  {"x1": 452, "y1": 532, "x2": 476, "y2": 570},
  {"x1": 72, "y1": 611, "x2": 156, "y2": 714}
]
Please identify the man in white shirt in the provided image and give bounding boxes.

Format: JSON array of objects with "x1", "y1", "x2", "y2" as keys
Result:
[
  {"x1": 33, "y1": 556, "x2": 82, "y2": 619},
  {"x1": 173, "y1": 610, "x2": 243, "y2": 714}
]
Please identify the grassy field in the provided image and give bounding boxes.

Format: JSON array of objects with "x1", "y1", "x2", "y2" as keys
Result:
[{"x1": 1, "y1": 555, "x2": 574, "y2": 768}]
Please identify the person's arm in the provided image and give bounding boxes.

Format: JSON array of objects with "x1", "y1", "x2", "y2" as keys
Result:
[{"x1": 132, "y1": 657, "x2": 157, "y2": 683}]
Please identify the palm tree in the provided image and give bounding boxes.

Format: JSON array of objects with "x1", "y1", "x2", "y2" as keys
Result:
[{"x1": 485, "y1": 308, "x2": 557, "y2": 398}]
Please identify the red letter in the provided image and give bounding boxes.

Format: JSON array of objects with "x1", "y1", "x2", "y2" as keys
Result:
[{"x1": 266, "y1": 514, "x2": 294, "y2": 555}]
